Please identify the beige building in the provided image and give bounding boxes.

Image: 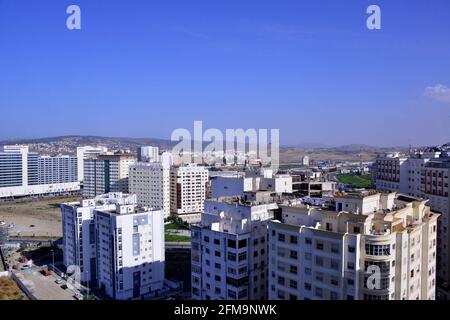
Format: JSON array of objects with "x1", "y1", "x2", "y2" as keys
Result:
[
  {"x1": 128, "y1": 162, "x2": 171, "y2": 218},
  {"x1": 170, "y1": 164, "x2": 209, "y2": 223},
  {"x1": 269, "y1": 191, "x2": 439, "y2": 300}
]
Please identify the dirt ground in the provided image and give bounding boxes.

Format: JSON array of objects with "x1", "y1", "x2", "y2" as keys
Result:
[{"x1": 0, "y1": 197, "x2": 79, "y2": 238}]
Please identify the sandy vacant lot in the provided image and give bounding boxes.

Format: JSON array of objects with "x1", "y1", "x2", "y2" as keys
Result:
[{"x1": 0, "y1": 197, "x2": 79, "y2": 238}]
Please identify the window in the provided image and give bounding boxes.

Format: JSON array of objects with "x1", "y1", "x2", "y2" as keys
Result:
[
  {"x1": 204, "y1": 236, "x2": 210, "y2": 243},
  {"x1": 214, "y1": 239, "x2": 220, "y2": 245},
  {"x1": 315, "y1": 256, "x2": 324, "y2": 266},
  {"x1": 290, "y1": 250, "x2": 298, "y2": 260},
  {"x1": 331, "y1": 243, "x2": 339, "y2": 254},
  {"x1": 304, "y1": 283, "x2": 312, "y2": 291},
  {"x1": 238, "y1": 239, "x2": 247, "y2": 248},
  {"x1": 305, "y1": 238, "x2": 312, "y2": 245},
  {"x1": 290, "y1": 235, "x2": 298, "y2": 244},
  {"x1": 289, "y1": 280, "x2": 298, "y2": 289},
  {"x1": 290, "y1": 265, "x2": 298, "y2": 274},
  {"x1": 365, "y1": 244, "x2": 390, "y2": 256},
  {"x1": 278, "y1": 233, "x2": 285, "y2": 242},
  {"x1": 316, "y1": 242, "x2": 324, "y2": 250},
  {"x1": 315, "y1": 287, "x2": 323, "y2": 298},
  {"x1": 348, "y1": 246, "x2": 355, "y2": 253},
  {"x1": 227, "y1": 239, "x2": 236, "y2": 248}
]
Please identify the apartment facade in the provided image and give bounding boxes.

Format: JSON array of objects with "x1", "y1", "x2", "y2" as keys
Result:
[
  {"x1": 61, "y1": 193, "x2": 134, "y2": 283},
  {"x1": 94, "y1": 201, "x2": 165, "y2": 300},
  {"x1": 76, "y1": 146, "x2": 108, "y2": 183},
  {"x1": 83, "y1": 152, "x2": 136, "y2": 198},
  {"x1": 422, "y1": 158, "x2": 450, "y2": 297},
  {"x1": 38, "y1": 155, "x2": 78, "y2": 185},
  {"x1": 137, "y1": 146, "x2": 160, "y2": 163},
  {"x1": 0, "y1": 145, "x2": 79, "y2": 198},
  {"x1": 61, "y1": 193, "x2": 165, "y2": 299},
  {"x1": 129, "y1": 162, "x2": 171, "y2": 218},
  {"x1": 268, "y1": 192, "x2": 438, "y2": 300},
  {"x1": 372, "y1": 146, "x2": 450, "y2": 297},
  {"x1": 170, "y1": 164, "x2": 209, "y2": 223},
  {"x1": 191, "y1": 192, "x2": 278, "y2": 300}
]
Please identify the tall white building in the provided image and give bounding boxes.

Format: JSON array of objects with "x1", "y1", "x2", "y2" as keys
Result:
[
  {"x1": 191, "y1": 192, "x2": 279, "y2": 300},
  {"x1": 76, "y1": 146, "x2": 108, "y2": 183},
  {"x1": 38, "y1": 155, "x2": 78, "y2": 185},
  {"x1": 95, "y1": 200, "x2": 165, "y2": 300},
  {"x1": 422, "y1": 158, "x2": 450, "y2": 298},
  {"x1": 83, "y1": 152, "x2": 136, "y2": 197},
  {"x1": 302, "y1": 155, "x2": 310, "y2": 167},
  {"x1": 268, "y1": 192, "x2": 439, "y2": 300},
  {"x1": 129, "y1": 162, "x2": 171, "y2": 218},
  {"x1": 138, "y1": 146, "x2": 160, "y2": 163},
  {"x1": 170, "y1": 164, "x2": 209, "y2": 223},
  {"x1": 62, "y1": 193, "x2": 165, "y2": 300},
  {"x1": 372, "y1": 145, "x2": 450, "y2": 298},
  {"x1": 0, "y1": 145, "x2": 79, "y2": 198},
  {"x1": 61, "y1": 193, "x2": 136, "y2": 283}
]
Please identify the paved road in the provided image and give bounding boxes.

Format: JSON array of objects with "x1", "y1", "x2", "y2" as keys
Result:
[{"x1": 20, "y1": 270, "x2": 77, "y2": 300}]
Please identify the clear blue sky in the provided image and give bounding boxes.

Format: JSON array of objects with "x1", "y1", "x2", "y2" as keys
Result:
[{"x1": 1, "y1": 0, "x2": 449, "y2": 146}]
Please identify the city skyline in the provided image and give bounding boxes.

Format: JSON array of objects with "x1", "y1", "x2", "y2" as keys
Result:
[{"x1": 1, "y1": 0, "x2": 449, "y2": 146}]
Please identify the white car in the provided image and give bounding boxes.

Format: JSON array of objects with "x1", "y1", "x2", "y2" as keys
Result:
[
  {"x1": 55, "y1": 279, "x2": 63, "y2": 285},
  {"x1": 74, "y1": 293, "x2": 83, "y2": 300}
]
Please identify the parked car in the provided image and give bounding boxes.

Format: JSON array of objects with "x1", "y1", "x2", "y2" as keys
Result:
[
  {"x1": 74, "y1": 293, "x2": 83, "y2": 300},
  {"x1": 55, "y1": 279, "x2": 63, "y2": 285}
]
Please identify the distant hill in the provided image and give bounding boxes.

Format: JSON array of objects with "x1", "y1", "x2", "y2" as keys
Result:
[{"x1": 0, "y1": 135, "x2": 409, "y2": 162}]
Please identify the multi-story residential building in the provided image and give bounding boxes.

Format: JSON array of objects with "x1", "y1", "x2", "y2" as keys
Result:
[
  {"x1": 372, "y1": 145, "x2": 450, "y2": 297},
  {"x1": 83, "y1": 152, "x2": 136, "y2": 198},
  {"x1": 38, "y1": 155, "x2": 78, "y2": 185},
  {"x1": 94, "y1": 199, "x2": 165, "y2": 300},
  {"x1": 268, "y1": 191, "x2": 439, "y2": 300},
  {"x1": 373, "y1": 153, "x2": 409, "y2": 193},
  {"x1": 0, "y1": 145, "x2": 79, "y2": 198},
  {"x1": 210, "y1": 169, "x2": 293, "y2": 199},
  {"x1": 61, "y1": 193, "x2": 136, "y2": 283},
  {"x1": 191, "y1": 192, "x2": 279, "y2": 300},
  {"x1": 138, "y1": 146, "x2": 160, "y2": 163},
  {"x1": 374, "y1": 150, "x2": 441, "y2": 196},
  {"x1": 170, "y1": 164, "x2": 209, "y2": 223},
  {"x1": 62, "y1": 193, "x2": 165, "y2": 299},
  {"x1": 422, "y1": 158, "x2": 450, "y2": 298},
  {"x1": 76, "y1": 146, "x2": 108, "y2": 183},
  {"x1": 129, "y1": 162, "x2": 171, "y2": 218}
]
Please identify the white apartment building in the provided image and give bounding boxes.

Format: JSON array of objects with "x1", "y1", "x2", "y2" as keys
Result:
[
  {"x1": 170, "y1": 164, "x2": 209, "y2": 223},
  {"x1": 95, "y1": 200, "x2": 165, "y2": 300},
  {"x1": 191, "y1": 192, "x2": 279, "y2": 300},
  {"x1": 61, "y1": 193, "x2": 137, "y2": 283},
  {"x1": 137, "y1": 146, "x2": 160, "y2": 163},
  {"x1": 76, "y1": 146, "x2": 108, "y2": 183},
  {"x1": 38, "y1": 155, "x2": 78, "y2": 185},
  {"x1": 374, "y1": 150, "x2": 441, "y2": 196},
  {"x1": 62, "y1": 193, "x2": 165, "y2": 300},
  {"x1": 129, "y1": 162, "x2": 171, "y2": 218},
  {"x1": 210, "y1": 170, "x2": 293, "y2": 199},
  {"x1": 83, "y1": 152, "x2": 136, "y2": 198},
  {"x1": 373, "y1": 146, "x2": 450, "y2": 297},
  {"x1": 268, "y1": 192, "x2": 439, "y2": 300},
  {"x1": 0, "y1": 145, "x2": 79, "y2": 198},
  {"x1": 421, "y1": 158, "x2": 450, "y2": 298}
]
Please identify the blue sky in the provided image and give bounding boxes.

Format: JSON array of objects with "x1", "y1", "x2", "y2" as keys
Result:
[{"x1": 0, "y1": 0, "x2": 449, "y2": 146}]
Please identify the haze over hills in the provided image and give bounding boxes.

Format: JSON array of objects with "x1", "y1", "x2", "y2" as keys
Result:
[{"x1": 0, "y1": 135, "x2": 411, "y2": 163}]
